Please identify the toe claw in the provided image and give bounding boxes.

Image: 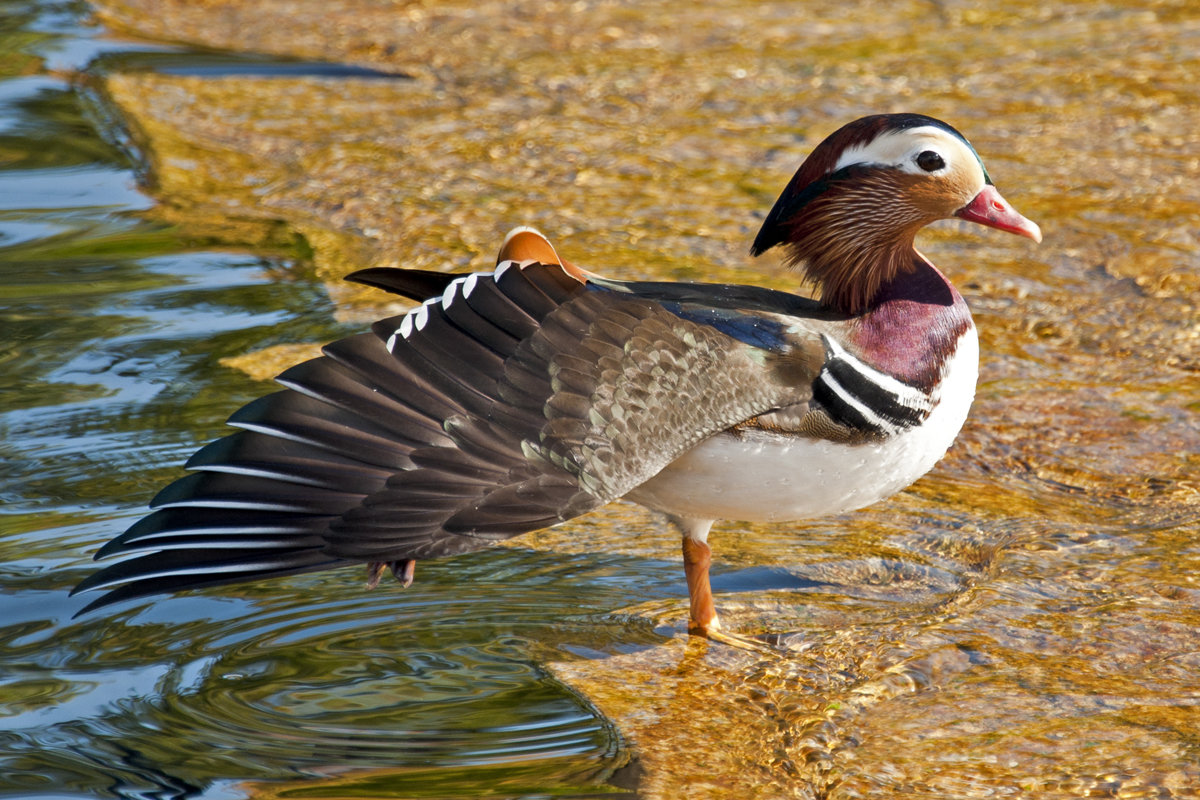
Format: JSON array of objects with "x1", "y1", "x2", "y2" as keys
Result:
[
  {"x1": 393, "y1": 559, "x2": 416, "y2": 588},
  {"x1": 699, "y1": 627, "x2": 778, "y2": 655},
  {"x1": 365, "y1": 561, "x2": 386, "y2": 590},
  {"x1": 365, "y1": 560, "x2": 416, "y2": 589}
]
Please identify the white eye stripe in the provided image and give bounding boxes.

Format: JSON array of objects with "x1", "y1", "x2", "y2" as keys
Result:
[{"x1": 834, "y1": 126, "x2": 962, "y2": 174}]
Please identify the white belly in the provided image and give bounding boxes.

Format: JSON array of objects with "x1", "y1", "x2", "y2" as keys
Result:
[{"x1": 625, "y1": 327, "x2": 979, "y2": 522}]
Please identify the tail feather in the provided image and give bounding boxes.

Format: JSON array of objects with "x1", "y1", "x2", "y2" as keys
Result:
[
  {"x1": 450, "y1": 275, "x2": 542, "y2": 340},
  {"x1": 345, "y1": 267, "x2": 464, "y2": 301},
  {"x1": 437, "y1": 288, "x2": 520, "y2": 353},
  {"x1": 408, "y1": 441, "x2": 513, "y2": 482},
  {"x1": 80, "y1": 540, "x2": 335, "y2": 588},
  {"x1": 97, "y1": 508, "x2": 334, "y2": 557},
  {"x1": 228, "y1": 391, "x2": 426, "y2": 469},
  {"x1": 274, "y1": 349, "x2": 452, "y2": 439},
  {"x1": 372, "y1": 317, "x2": 501, "y2": 418},
  {"x1": 383, "y1": 311, "x2": 506, "y2": 402},
  {"x1": 320, "y1": 334, "x2": 463, "y2": 423},
  {"x1": 148, "y1": 472, "x2": 366, "y2": 515},
  {"x1": 73, "y1": 547, "x2": 346, "y2": 615},
  {"x1": 186, "y1": 432, "x2": 393, "y2": 490}
]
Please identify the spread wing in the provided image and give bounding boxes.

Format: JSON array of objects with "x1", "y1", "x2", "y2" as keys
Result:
[
  {"x1": 75, "y1": 259, "x2": 824, "y2": 611},
  {"x1": 324, "y1": 271, "x2": 824, "y2": 561}
]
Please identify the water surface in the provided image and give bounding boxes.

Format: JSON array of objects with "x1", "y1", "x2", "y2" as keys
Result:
[{"x1": 3, "y1": 0, "x2": 1199, "y2": 798}]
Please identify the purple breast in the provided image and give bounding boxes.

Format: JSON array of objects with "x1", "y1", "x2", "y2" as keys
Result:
[{"x1": 849, "y1": 258, "x2": 973, "y2": 392}]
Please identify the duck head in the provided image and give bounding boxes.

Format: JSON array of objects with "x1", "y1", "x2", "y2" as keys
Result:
[{"x1": 751, "y1": 113, "x2": 1041, "y2": 314}]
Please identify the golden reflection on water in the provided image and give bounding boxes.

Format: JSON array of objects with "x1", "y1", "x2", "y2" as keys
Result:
[{"x1": 80, "y1": 0, "x2": 1200, "y2": 796}]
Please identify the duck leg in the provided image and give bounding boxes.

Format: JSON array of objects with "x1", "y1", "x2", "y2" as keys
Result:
[
  {"x1": 681, "y1": 529, "x2": 719, "y2": 635},
  {"x1": 676, "y1": 516, "x2": 775, "y2": 654}
]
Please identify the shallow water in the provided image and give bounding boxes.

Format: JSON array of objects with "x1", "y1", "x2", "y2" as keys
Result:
[{"x1": 3, "y1": 0, "x2": 1199, "y2": 798}]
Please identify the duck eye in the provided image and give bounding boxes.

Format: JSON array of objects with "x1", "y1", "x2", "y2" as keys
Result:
[{"x1": 916, "y1": 150, "x2": 946, "y2": 172}]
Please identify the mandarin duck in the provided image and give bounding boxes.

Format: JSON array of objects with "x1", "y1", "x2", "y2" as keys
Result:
[{"x1": 75, "y1": 113, "x2": 1041, "y2": 646}]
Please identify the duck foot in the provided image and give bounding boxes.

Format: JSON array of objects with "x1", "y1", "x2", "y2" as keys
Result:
[
  {"x1": 365, "y1": 559, "x2": 416, "y2": 590},
  {"x1": 689, "y1": 622, "x2": 778, "y2": 655},
  {"x1": 682, "y1": 535, "x2": 775, "y2": 654}
]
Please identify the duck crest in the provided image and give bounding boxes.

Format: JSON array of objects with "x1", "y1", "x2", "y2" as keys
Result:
[{"x1": 762, "y1": 115, "x2": 918, "y2": 208}]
